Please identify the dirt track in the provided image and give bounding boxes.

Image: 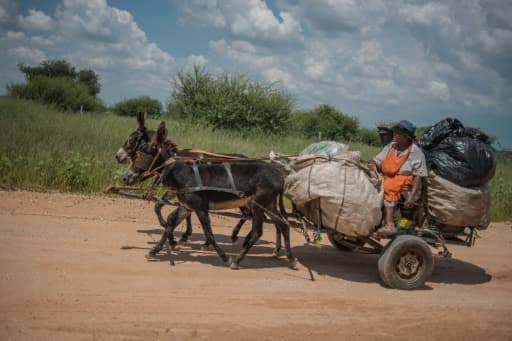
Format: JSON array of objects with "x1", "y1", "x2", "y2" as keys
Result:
[{"x1": 1, "y1": 191, "x2": 511, "y2": 340}]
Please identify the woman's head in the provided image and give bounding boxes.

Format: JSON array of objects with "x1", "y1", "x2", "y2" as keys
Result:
[{"x1": 392, "y1": 120, "x2": 416, "y2": 145}]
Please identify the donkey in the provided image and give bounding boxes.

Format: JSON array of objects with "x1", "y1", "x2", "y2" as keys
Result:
[
  {"x1": 122, "y1": 121, "x2": 296, "y2": 269},
  {"x1": 115, "y1": 112, "x2": 250, "y2": 246}
]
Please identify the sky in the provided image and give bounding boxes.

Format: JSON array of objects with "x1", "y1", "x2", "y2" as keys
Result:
[{"x1": 1, "y1": 0, "x2": 511, "y2": 148}]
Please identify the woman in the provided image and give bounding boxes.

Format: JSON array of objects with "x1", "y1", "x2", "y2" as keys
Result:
[{"x1": 373, "y1": 120, "x2": 428, "y2": 237}]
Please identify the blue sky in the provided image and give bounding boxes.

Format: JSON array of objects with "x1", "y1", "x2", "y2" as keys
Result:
[{"x1": 1, "y1": 0, "x2": 511, "y2": 148}]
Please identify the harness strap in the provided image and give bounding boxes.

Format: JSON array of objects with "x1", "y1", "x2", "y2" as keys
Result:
[
  {"x1": 222, "y1": 162, "x2": 238, "y2": 194},
  {"x1": 192, "y1": 162, "x2": 203, "y2": 188},
  {"x1": 179, "y1": 161, "x2": 244, "y2": 197}
]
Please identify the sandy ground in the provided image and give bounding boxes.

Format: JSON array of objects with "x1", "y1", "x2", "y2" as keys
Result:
[{"x1": 0, "y1": 190, "x2": 511, "y2": 340}]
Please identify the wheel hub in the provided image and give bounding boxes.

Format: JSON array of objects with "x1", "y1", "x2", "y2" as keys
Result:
[{"x1": 396, "y1": 252, "x2": 422, "y2": 278}]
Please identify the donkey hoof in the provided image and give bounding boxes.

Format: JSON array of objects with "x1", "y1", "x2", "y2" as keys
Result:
[
  {"x1": 145, "y1": 252, "x2": 158, "y2": 260},
  {"x1": 225, "y1": 256, "x2": 233, "y2": 267},
  {"x1": 231, "y1": 236, "x2": 238, "y2": 243},
  {"x1": 230, "y1": 258, "x2": 240, "y2": 270},
  {"x1": 271, "y1": 250, "x2": 281, "y2": 258},
  {"x1": 289, "y1": 257, "x2": 298, "y2": 270},
  {"x1": 200, "y1": 244, "x2": 209, "y2": 251},
  {"x1": 170, "y1": 244, "x2": 180, "y2": 251},
  {"x1": 179, "y1": 237, "x2": 188, "y2": 243}
]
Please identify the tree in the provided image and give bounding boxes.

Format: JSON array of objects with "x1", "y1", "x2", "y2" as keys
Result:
[
  {"x1": 77, "y1": 69, "x2": 101, "y2": 96},
  {"x1": 18, "y1": 59, "x2": 76, "y2": 81},
  {"x1": 298, "y1": 104, "x2": 359, "y2": 142},
  {"x1": 113, "y1": 96, "x2": 162, "y2": 117},
  {"x1": 8, "y1": 59, "x2": 103, "y2": 112},
  {"x1": 167, "y1": 65, "x2": 293, "y2": 133}
]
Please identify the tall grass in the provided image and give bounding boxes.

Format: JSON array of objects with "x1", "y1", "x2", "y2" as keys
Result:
[
  {"x1": 0, "y1": 97, "x2": 314, "y2": 193},
  {"x1": 0, "y1": 97, "x2": 510, "y2": 221},
  {"x1": 491, "y1": 152, "x2": 512, "y2": 221}
]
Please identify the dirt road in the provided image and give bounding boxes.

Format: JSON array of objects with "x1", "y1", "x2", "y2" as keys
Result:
[{"x1": 1, "y1": 191, "x2": 511, "y2": 340}]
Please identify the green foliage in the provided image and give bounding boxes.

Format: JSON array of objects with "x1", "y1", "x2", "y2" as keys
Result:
[
  {"x1": 167, "y1": 65, "x2": 293, "y2": 134},
  {"x1": 294, "y1": 104, "x2": 359, "y2": 142},
  {"x1": 9, "y1": 59, "x2": 102, "y2": 111},
  {"x1": 77, "y1": 69, "x2": 101, "y2": 96},
  {"x1": 112, "y1": 96, "x2": 163, "y2": 117},
  {"x1": 490, "y1": 151, "x2": 512, "y2": 221},
  {"x1": 19, "y1": 59, "x2": 76, "y2": 80},
  {"x1": 356, "y1": 127, "x2": 380, "y2": 146},
  {"x1": 7, "y1": 76, "x2": 103, "y2": 112}
]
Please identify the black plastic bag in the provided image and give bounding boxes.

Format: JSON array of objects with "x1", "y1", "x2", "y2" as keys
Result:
[
  {"x1": 426, "y1": 137, "x2": 496, "y2": 186},
  {"x1": 416, "y1": 118, "x2": 465, "y2": 150}
]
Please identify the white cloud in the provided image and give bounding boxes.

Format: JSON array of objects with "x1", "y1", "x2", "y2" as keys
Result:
[
  {"x1": 7, "y1": 30, "x2": 24, "y2": 40},
  {"x1": 428, "y1": 80, "x2": 451, "y2": 101},
  {"x1": 9, "y1": 46, "x2": 47, "y2": 63},
  {"x1": 186, "y1": 55, "x2": 208, "y2": 69},
  {"x1": 399, "y1": 3, "x2": 451, "y2": 27},
  {"x1": 176, "y1": 0, "x2": 303, "y2": 47},
  {"x1": 30, "y1": 36, "x2": 54, "y2": 46},
  {"x1": 51, "y1": 0, "x2": 177, "y2": 102},
  {"x1": 19, "y1": 9, "x2": 53, "y2": 31}
]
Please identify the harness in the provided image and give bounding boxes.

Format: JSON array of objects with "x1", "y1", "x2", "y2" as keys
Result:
[
  {"x1": 179, "y1": 161, "x2": 245, "y2": 197},
  {"x1": 139, "y1": 148, "x2": 247, "y2": 198}
]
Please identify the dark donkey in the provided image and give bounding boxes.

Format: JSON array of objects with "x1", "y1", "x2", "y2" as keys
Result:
[
  {"x1": 115, "y1": 112, "x2": 250, "y2": 246},
  {"x1": 122, "y1": 121, "x2": 296, "y2": 269}
]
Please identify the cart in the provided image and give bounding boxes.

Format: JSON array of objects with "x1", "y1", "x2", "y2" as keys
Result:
[{"x1": 321, "y1": 219, "x2": 478, "y2": 290}]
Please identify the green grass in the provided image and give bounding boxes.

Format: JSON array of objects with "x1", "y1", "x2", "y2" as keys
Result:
[
  {"x1": 491, "y1": 151, "x2": 512, "y2": 221},
  {"x1": 0, "y1": 97, "x2": 510, "y2": 221},
  {"x1": 0, "y1": 97, "x2": 318, "y2": 193}
]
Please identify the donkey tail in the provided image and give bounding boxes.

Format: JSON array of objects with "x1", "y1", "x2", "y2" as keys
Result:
[{"x1": 278, "y1": 191, "x2": 288, "y2": 220}]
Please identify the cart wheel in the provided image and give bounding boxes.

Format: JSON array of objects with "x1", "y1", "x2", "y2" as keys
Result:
[
  {"x1": 378, "y1": 235, "x2": 434, "y2": 290},
  {"x1": 327, "y1": 230, "x2": 366, "y2": 252}
]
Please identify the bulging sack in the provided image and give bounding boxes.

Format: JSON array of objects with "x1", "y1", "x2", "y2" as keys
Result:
[
  {"x1": 426, "y1": 172, "x2": 491, "y2": 230},
  {"x1": 284, "y1": 154, "x2": 383, "y2": 237}
]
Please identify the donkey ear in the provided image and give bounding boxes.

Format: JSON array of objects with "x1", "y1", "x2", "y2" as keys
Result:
[
  {"x1": 155, "y1": 121, "x2": 168, "y2": 144},
  {"x1": 136, "y1": 112, "x2": 145, "y2": 129}
]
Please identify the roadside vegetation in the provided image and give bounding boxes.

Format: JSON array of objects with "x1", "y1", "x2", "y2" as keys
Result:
[{"x1": 0, "y1": 59, "x2": 510, "y2": 221}]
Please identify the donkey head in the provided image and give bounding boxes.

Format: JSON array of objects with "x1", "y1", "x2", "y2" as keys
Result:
[
  {"x1": 120, "y1": 120, "x2": 168, "y2": 185},
  {"x1": 115, "y1": 112, "x2": 153, "y2": 164}
]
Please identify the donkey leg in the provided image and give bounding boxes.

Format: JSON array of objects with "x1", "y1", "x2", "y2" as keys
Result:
[
  {"x1": 268, "y1": 206, "x2": 297, "y2": 268},
  {"x1": 148, "y1": 206, "x2": 190, "y2": 257},
  {"x1": 230, "y1": 206, "x2": 264, "y2": 269},
  {"x1": 231, "y1": 206, "x2": 251, "y2": 243},
  {"x1": 195, "y1": 209, "x2": 229, "y2": 265},
  {"x1": 154, "y1": 201, "x2": 167, "y2": 228},
  {"x1": 272, "y1": 224, "x2": 282, "y2": 258},
  {"x1": 179, "y1": 215, "x2": 193, "y2": 243},
  {"x1": 230, "y1": 218, "x2": 247, "y2": 243}
]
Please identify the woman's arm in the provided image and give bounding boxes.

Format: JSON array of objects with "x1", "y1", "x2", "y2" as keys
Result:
[{"x1": 405, "y1": 175, "x2": 422, "y2": 208}]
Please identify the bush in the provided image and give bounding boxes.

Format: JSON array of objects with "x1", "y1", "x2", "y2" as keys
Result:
[
  {"x1": 357, "y1": 127, "x2": 380, "y2": 146},
  {"x1": 294, "y1": 104, "x2": 359, "y2": 142},
  {"x1": 7, "y1": 76, "x2": 103, "y2": 112},
  {"x1": 167, "y1": 65, "x2": 293, "y2": 134},
  {"x1": 112, "y1": 96, "x2": 162, "y2": 117},
  {"x1": 18, "y1": 60, "x2": 101, "y2": 96}
]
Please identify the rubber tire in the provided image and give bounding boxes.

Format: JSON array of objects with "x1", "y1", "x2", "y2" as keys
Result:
[
  {"x1": 378, "y1": 235, "x2": 434, "y2": 290},
  {"x1": 327, "y1": 230, "x2": 366, "y2": 252}
]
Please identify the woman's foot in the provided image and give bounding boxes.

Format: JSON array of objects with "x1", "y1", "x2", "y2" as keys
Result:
[{"x1": 374, "y1": 223, "x2": 396, "y2": 238}]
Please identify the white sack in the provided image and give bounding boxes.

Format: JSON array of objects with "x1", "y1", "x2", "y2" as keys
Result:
[{"x1": 285, "y1": 154, "x2": 383, "y2": 237}]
